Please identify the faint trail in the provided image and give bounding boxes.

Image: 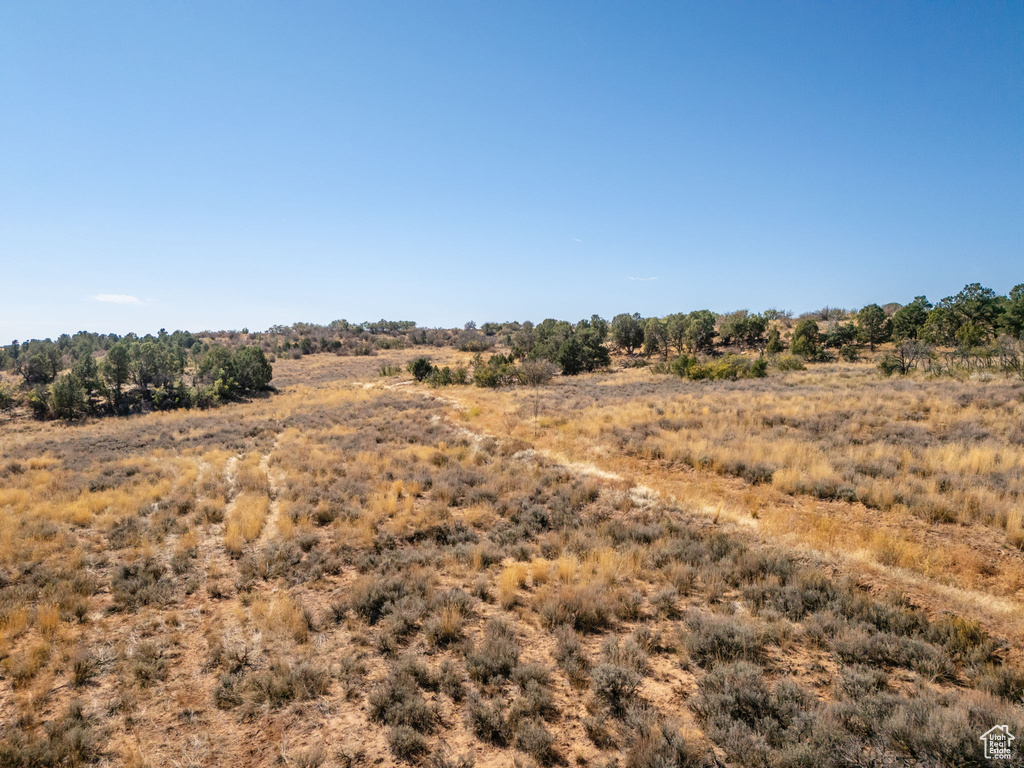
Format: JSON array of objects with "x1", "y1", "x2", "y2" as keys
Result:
[
  {"x1": 255, "y1": 438, "x2": 283, "y2": 548},
  {"x1": 224, "y1": 456, "x2": 239, "y2": 498},
  {"x1": 197, "y1": 455, "x2": 237, "y2": 570}
]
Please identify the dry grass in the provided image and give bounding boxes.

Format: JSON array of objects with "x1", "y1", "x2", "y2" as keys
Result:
[
  {"x1": 447, "y1": 362, "x2": 1024, "y2": 599},
  {"x1": 224, "y1": 492, "x2": 270, "y2": 556},
  {"x1": 0, "y1": 353, "x2": 1021, "y2": 767}
]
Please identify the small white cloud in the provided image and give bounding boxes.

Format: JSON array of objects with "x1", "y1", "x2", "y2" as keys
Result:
[
  {"x1": 89, "y1": 294, "x2": 143, "y2": 305},
  {"x1": 627, "y1": 277, "x2": 659, "y2": 282},
  {"x1": 572, "y1": 237, "x2": 582, "y2": 242}
]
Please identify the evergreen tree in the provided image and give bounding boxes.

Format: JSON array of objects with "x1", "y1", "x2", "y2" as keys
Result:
[
  {"x1": 643, "y1": 318, "x2": 668, "y2": 358},
  {"x1": 610, "y1": 313, "x2": 644, "y2": 355},
  {"x1": 684, "y1": 310, "x2": 717, "y2": 352},
  {"x1": 1002, "y1": 285, "x2": 1024, "y2": 338},
  {"x1": 891, "y1": 296, "x2": 931, "y2": 340},
  {"x1": 790, "y1": 319, "x2": 821, "y2": 358},
  {"x1": 856, "y1": 304, "x2": 891, "y2": 350},
  {"x1": 50, "y1": 373, "x2": 85, "y2": 421},
  {"x1": 665, "y1": 313, "x2": 689, "y2": 355},
  {"x1": 233, "y1": 347, "x2": 273, "y2": 392}
]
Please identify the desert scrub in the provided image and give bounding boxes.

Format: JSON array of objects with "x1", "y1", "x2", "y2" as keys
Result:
[
  {"x1": 368, "y1": 665, "x2": 439, "y2": 735},
  {"x1": 250, "y1": 593, "x2": 313, "y2": 644},
  {"x1": 424, "y1": 604, "x2": 467, "y2": 647},
  {"x1": 510, "y1": 662, "x2": 557, "y2": 709},
  {"x1": 110, "y1": 558, "x2": 171, "y2": 612},
  {"x1": 514, "y1": 719, "x2": 558, "y2": 765},
  {"x1": 3, "y1": 348, "x2": 1024, "y2": 768},
  {"x1": 691, "y1": 657, "x2": 1024, "y2": 767},
  {"x1": 620, "y1": 710, "x2": 710, "y2": 768},
  {"x1": 386, "y1": 725, "x2": 430, "y2": 761},
  {"x1": 71, "y1": 651, "x2": 99, "y2": 687},
  {"x1": 691, "y1": 661, "x2": 811, "y2": 764},
  {"x1": 0, "y1": 700, "x2": 105, "y2": 768},
  {"x1": 466, "y1": 695, "x2": 512, "y2": 745},
  {"x1": 592, "y1": 662, "x2": 641, "y2": 714},
  {"x1": 247, "y1": 659, "x2": 332, "y2": 708},
  {"x1": 534, "y1": 582, "x2": 623, "y2": 632},
  {"x1": 347, "y1": 568, "x2": 435, "y2": 625},
  {"x1": 682, "y1": 610, "x2": 772, "y2": 667},
  {"x1": 466, "y1": 618, "x2": 521, "y2": 684},
  {"x1": 130, "y1": 640, "x2": 169, "y2": 683},
  {"x1": 553, "y1": 625, "x2": 591, "y2": 687}
]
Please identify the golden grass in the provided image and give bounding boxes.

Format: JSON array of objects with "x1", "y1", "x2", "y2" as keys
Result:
[
  {"x1": 235, "y1": 453, "x2": 269, "y2": 493},
  {"x1": 36, "y1": 604, "x2": 61, "y2": 638},
  {"x1": 1, "y1": 351, "x2": 1022, "y2": 766},
  {"x1": 250, "y1": 593, "x2": 309, "y2": 645},
  {"x1": 224, "y1": 492, "x2": 270, "y2": 556},
  {"x1": 443, "y1": 364, "x2": 1024, "y2": 597},
  {"x1": 497, "y1": 562, "x2": 529, "y2": 607}
]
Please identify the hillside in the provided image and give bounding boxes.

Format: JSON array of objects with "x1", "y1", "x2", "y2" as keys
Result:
[{"x1": 1, "y1": 350, "x2": 1022, "y2": 767}]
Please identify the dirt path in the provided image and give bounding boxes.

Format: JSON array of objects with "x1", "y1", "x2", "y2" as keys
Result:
[{"x1": 255, "y1": 439, "x2": 283, "y2": 548}]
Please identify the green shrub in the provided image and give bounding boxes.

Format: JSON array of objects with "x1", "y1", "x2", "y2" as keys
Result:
[
  {"x1": 666, "y1": 354, "x2": 767, "y2": 381},
  {"x1": 473, "y1": 354, "x2": 518, "y2": 388},
  {"x1": 427, "y1": 365, "x2": 468, "y2": 387},
  {"x1": 408, "y1": 357, "x2": 433, "y2": 381},
  {"x1": 772, "y1": 354, "x2": 806, "y2": 371},
  {"x1": 233, "y1": 346, "x2": 273, "y2": 392},
  {"x1": 790, "y1": 318, "x2": 821, "y2": 358},
  {"x1": 0, "y1": 383, "x2": 15, "y2": 412},
  {"x1": 839, "y1": 344, "x2": 859, "y2": 361},
  {"x1": 50, "y1": 373, "x2": 86, "y2": 420}
]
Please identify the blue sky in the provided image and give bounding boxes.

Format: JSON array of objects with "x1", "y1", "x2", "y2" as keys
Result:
[{"x1": 1, "y1": 2, "x2": 1021, "y2": 342}]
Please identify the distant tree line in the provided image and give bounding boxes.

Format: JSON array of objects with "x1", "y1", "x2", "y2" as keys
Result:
[
  {"x1": 392, "y1": 317, "x2": 618, "y2": 387},
  {"x1": 0, "y1": 330, "x2": 272, "y2": 421},
  {"x1": 3, "y1": 281, "x2": 1022, "y2": 412},
  {"x1": 597, "y1": 282, "x2": 1024, "y2": 380}
]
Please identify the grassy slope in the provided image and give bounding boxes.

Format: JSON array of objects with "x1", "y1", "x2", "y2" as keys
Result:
[{"x1": 0, "y1": 352, "x2": 1022, "y2": 767}]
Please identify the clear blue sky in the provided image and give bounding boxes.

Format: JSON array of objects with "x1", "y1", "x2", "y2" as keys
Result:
[{"x1": 2, "y1": 2, "x2": 1021, "y2": 342}]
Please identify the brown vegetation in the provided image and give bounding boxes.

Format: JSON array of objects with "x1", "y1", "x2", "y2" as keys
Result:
[{"x1": 0, "y1": 351, "x2": 1021, "y2": 767}]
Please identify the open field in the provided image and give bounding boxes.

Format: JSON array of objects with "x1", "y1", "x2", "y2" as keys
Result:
[
  {"x1": 1, "y1": 351, "x2": 1022, "y2": 767},
  {"x1": 448, "y1": 364, "x2": 1024, "y2": 600}
]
